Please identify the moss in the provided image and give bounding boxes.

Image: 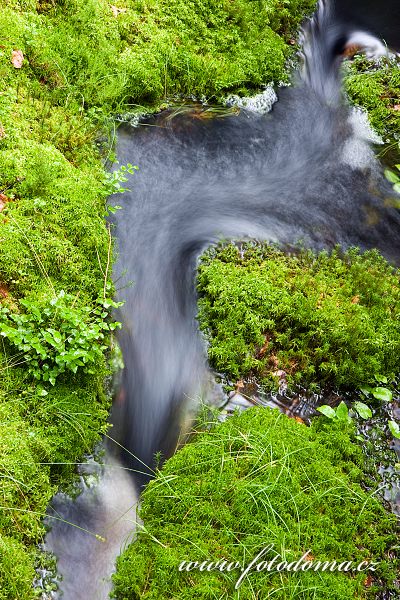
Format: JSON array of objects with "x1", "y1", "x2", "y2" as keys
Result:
[
  {"x1": 0, "y1": 0, "x2": 316, "y2": 117},
  {"x1": 197, "y1": 243, "x2": 400, "y2": 392},
  {"x1": 0, "y1": 1, "x2": 320, "y2": 596},
  {"x1": 345, "y1": 56, "x2": 400, "y2": 142},
  {"x1": 112, "y1": 407, "x2": 398, "y2": 599}
]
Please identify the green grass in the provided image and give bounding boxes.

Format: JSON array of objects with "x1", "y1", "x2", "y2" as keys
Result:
[
  {"x1": 112, "y1": 407, "x2": 398, "y2": 599},
  {"x1": 197, "y1": 243, "x2": 400, "y2": 392}
]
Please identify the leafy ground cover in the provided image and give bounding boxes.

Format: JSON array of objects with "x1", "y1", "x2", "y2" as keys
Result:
[
  {"x1": 0, "y1": 1, "x2": 320, "y2": 597},
  {"x1": 112, "y1": 407, "x2": 399, "y2": 600},
  {"x1": 197, "y1": 243, "x2": 400, "y2": 392}
]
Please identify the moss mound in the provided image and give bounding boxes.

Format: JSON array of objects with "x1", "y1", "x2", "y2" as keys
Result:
[
  {"x1": 345, "y1": 56, "x2": 400, "y2": 142},
  {"x1": 197, "y1": 243, "x2": 400, "y2": 391},
  {"x1": 1, "y1": 0, "x2": 316, "y2": 115},
  {"x1": 112, "y1": 407, "x2": 398, "y2": 599}
]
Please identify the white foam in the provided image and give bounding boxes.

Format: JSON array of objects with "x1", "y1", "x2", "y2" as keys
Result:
[
  {"x1": 225, "y1": 84, "x2": 278, "y2": 114},
  {"x1": 341, "y1": 107, "x2": 383, "y2": 169},
  {"x1": 346, "y1": 32, "x2": 388, "y2": 60}
]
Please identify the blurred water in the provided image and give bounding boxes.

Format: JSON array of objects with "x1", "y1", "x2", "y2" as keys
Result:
[{"x1": 112, "y1": 3, "x2": 400, "y2": 476}]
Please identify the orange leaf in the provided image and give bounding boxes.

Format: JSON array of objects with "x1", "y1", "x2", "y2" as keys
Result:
[
  {"x1": 364, "y1": 575, "x2": 373, "y2": 587},
  {"x1": 0, "y1": 194, "x2": 9, "y2": 212}
]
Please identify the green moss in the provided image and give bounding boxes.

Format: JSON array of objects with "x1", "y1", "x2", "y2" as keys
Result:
[
  {"x1": 0, "y1": 536, "x2": 40, "y2": 600},
  {"x1": 0, "y1": 366, "x2": 110, "y2": 599},
  {"x1": 1, "y1": 0, "x2": 316, "y2": 117},
  {"x1": 345, "y1": 56, "x2": 400, "y2": 142},
  {"x1": 0, "y1": 1, "x2": 320, "y2": 596},
  {"x1": 112, "y1": 407, "x2": 398, "y2": 599},
  {"x1": 197, "y1": 243, "x2": 400, "y2": 391}
]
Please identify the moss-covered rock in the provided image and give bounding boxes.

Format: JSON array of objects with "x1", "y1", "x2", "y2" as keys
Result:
[
  {"x1": 112, "y1": 407, "x2": 398, "y2": 599},
  {"x1": 197, "y1": 243, "x2": 400, "y2": 392},
  {"x1": 345, "y1": 56, "x2": 400, "y2": 142}
]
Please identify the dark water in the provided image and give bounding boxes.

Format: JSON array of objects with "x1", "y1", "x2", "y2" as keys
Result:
[
  {"x1": 333, "y1": 0, "x2": 400, "y2": 49},
  {"x1": 44, "y1": 2, "x2": 400, "y2": 598}
]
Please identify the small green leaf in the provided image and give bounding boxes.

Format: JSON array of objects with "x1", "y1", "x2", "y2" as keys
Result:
[
  {"x1": 385, "y1": 169, "x2": 400, "y2": 184},
  {"x1": 388, "y1": 420, "x2": 400, "y2": 439},
  {"x1": 354, "y1": 401, "x2": 372, "y2": 419},
  {"x1": 371, "y1": 387, "x2": 392, "y2": 402},
  {"x1": 359, "y1": 386, "x2": 372, "y2": 396},
  {"x1": 317, "y1": 405, "x2": 336, "y2": 419},
  {"x1": 336, "y1": 401, "x2": 350, "y2": 422}
]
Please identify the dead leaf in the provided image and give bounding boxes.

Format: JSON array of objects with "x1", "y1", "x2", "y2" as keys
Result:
[
  {"x1": 0, "y1": 284, "x2": 9, "y2": 299},
  {"x1": 110, "y1": 5, "x2": 127, "y2": 17},
  {"x1": 11, "y1": 49, "x2": 24, "y2": 69},
  {"x1": 393, "y1": 104, "x2": 400, "y2": 111},
  {"x1": 257, "y1": 335, "x2": 270, "y2": 358},
  {"x1": 351, "y1": 295, "x2": 360, "y2": 304},
  {"x1": 235, "y1": 379, "x2": 245, "y2": 392},
  {"x1": 294, "y1": 416, "x2": 305, "y2": 424},
  {"x1": 343, "y1": 44, "x2": 361, "y2": 57},
  {"x1": 364, "y1": 575, "x2": 373, "y2": 587},
  {"x1": 0, "y1": 125, "x2": 5, "y2": 139},
  {"x1": 304, "y1": 553, "x2": 315, "y2": 561},
  {"x1": 0, "y1": 193, "x2": 9, "y2": 212},
  {"x1": 269, "y1": 354, "x2": 279, "y2": 369}
]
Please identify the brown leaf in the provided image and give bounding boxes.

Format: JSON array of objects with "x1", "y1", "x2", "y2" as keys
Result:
[
  {"x1": 393, "y1": 104, "x2": 400, "y2": 111},
  {"x1": 303, "y1": 552, "x2": 315, "y2": 561},
  {"x1": 343, "y1": 44, "x2": 361, "y2": 57},
  {"x1": 257, "y1": 335, "x2": 270, "y2": 358},
  {"x1": 11, "y1": 49, "x2": 24, "y2": 69},
  {"x1": 364, "y1": 575, "x2": 373, "y2": 587},
  {"x1": 294, "y1": 416, "x2": 305, "y2": 424},
  {"x1": 235, "y1": 379, "x2": 245, "y2": 392},
  {"x1": 0, "y1": 125, "x2": 5, "y2": 139},
  {"x1": 351, "y1": 295, "x2": 360, "y2": 304},
  {"x1": 0, "y1": 193, "x2": 9, "y2": 212},
  {"x1": 0, "y1": 284, "x2": 9, "y2": 299}
]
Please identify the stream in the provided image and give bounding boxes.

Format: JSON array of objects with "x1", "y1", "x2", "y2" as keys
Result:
[{"x1": 43, "y1": 2, "x2": 400, "y2": 598}]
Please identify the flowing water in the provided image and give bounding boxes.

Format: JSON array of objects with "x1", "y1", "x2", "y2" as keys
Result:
[{"x1": 43, "y1": 2, "x2": 400, "y2": 597}]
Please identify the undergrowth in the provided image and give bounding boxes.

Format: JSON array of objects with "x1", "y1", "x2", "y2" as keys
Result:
[
  {"x1": 1, "y1": 1, "x2": 398, "y2": 598},
  {"x1": 112, "y1": 407, "x2": 398, "y2": 599}
]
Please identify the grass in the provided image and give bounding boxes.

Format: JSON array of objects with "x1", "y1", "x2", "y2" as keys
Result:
[
  {"x1": 111, "y1": 407, "x2": 399, "y2": 599},
  {"x1": 1, "y1": 1, "x2": 399, "y2": 598}
]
